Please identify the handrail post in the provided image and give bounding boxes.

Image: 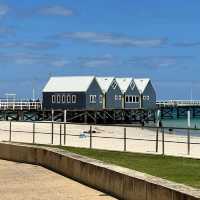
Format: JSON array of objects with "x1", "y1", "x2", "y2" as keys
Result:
[
  {"x1": 162, "y1": 127, "x2": 165, "y2": 156},
  {"x1": 64, "y1": 110, "x2": 66, "y2": 145},
  {"x1": 187, "y1": 128, "x2": 190, "y2": 155},
  {"x1": 124, "y1": 128, "x2": 126, "y2": 151},
  {"x1": 60, "y1": 123, "x2": 62, "y2": 146},
  {"x1": 90, "y1": 125, "x2": 92, "y2": 149},
  {"x1": 156, "y1": 127, "x2": 159, "y2": 152},
  {"x1": 33, "y1": 122, "x2": 35, "y2": 144},
  {"x1": 9, "y1": 121, "x2": 12, "y2": 142},
  {"x1": 51, "y1": 122, "x2": 54, "y2": 144}
]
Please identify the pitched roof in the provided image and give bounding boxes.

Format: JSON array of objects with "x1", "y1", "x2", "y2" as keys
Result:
[
  {"x1": 43, "y1": 76, "x2": 95, "y2": 92},
  {"x1": 96, "y1": 77, "x2": 114, "y2": 93},
  {"x1": 134, "y1": 78, "x2": 150, "y2": 94},
  {"x1": 116, "y1": 78, "x2": 132, "y2": 93}
]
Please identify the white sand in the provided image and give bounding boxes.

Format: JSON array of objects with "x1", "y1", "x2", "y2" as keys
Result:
[{"x1": 1, "y1": 121, "x2": 200, "y2": 158}]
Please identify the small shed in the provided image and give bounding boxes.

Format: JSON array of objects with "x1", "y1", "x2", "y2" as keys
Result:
[
  {"x1": 96, "y1": 77, "x2": 123, "y2": 109},
  {"x1": 42, "y1": 76, "x2": 103, "y2": 110},
  {"x1": 134, "y1": 78, "x2": 156, "y2": 109},
  {"x1": 116, "y1": 78, "x2": 140, "y2": 109}
]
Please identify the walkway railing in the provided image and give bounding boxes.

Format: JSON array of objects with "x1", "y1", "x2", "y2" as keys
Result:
[
  {"x1": 1, "y1": 120, "x2": 200, "y2": 158},
  {"x1": 0, "y1": 100, "x2": 42, "y2": 110},
  {"x1": 157, "y1": 100, "x2": 200, "y2": 107}
]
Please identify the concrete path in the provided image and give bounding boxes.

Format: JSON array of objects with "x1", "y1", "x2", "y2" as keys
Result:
[{"x1": 0, "y1": 159, "x2": 116, "y2": 200}]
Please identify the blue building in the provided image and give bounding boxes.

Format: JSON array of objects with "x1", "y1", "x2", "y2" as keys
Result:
[
  {"x1": 96, "y1": 77, "x2": 123, "y2": 109},
  {"x1": 134, "y1": 78, "x2": 156, "y2": 109},
  {"x1": 116, "y1": 78, "x2": 141, "y2": 109},
  {"x1": 42, "y1": 76, "x2": 103, "y2": 110}
]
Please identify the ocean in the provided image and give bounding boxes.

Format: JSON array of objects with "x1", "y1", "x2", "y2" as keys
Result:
[{"x1": 161, "y1": 117, "x2": 200, "y2": 136}]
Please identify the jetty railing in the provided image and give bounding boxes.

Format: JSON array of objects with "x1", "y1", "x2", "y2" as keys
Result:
[
  {"x1": 0, "y1": 100, "x2": 42, "y2": 110},
  {"x1": 157, "y1": 100, "x2": 200, "y2": 107},
  {"x1": 0, "y1": 120, "x2": 200, "y2": 157}
]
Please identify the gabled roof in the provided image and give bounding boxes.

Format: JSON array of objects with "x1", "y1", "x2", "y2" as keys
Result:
[
  {"x1": 116, "y1": 78, "x2": 132, "y2": 93},
  {"x1": 134, "y1": 78, "x2": 150, "y2": 94},
  {"x1": 43, "y1": 76, "x2": 95, "y2": 92},
  {"x1": 96, "y1": 77, "x2": 114, "y2": 93}
]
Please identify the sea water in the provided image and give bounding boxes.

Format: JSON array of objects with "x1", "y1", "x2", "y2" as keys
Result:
[{"x1": 161, "y1": 117, "x2": 200, "y2": 136}]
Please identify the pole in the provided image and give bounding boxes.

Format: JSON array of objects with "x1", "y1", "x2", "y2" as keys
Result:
[
  {"x1": 33, "y1": 122, "x2": 35, "y2": 144},
  {"x1": 60, "y1": 124, "x2": 62, "y2": 146},
  {"x1": 124, "y1": 128, "x2": 126, "y2": 151},
  {"x1": 90, "y1": 125, "x2": 92, "y2": 149},
  {"x1": 51, "y1": 109, "x2": 54, "y2": 122},
  {"x1": 162, "y1": 128, "x2": 165, "y2": 156},
  {"x1": 64, "y1": 110, "x2": 66, "y2": 145},
  {"x1": 9, "y1": 121, "x2": 12, "y2": 142},
  {"x1": 156, "y1": 109, "x2": 160, "y2": 153},
  {"x1": 187, "y1": 110, "x2": 191, "y2": 155},
  {"x1": 51, "y1": 122, "x2": 54, "y2": 144},
  {"x1": 156, "y1": 127, "x2": 159, "y2": 152}
]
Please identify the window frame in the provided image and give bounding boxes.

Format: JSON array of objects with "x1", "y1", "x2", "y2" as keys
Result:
[
  {"x1": 52, "y1": 95, "x2": 56, "y2": 104},
  {"x1": 67, "y1": 95, "x2": 71, "y2": 103},
  {"x1": 62, "y1": 95, "x2": 65, "y2": 103},
  {"x1": 72, "y1": 95, "x2": 76, "y2": 103},
  {"x1": 89, "y1": 95, "x2": 96, "y2": 103},
  {"x1": 57, "y1": 95, "x2": 60, "y2": 103}
]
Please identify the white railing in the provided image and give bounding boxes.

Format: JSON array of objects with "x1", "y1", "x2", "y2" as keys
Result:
[
  {"x1": 0, "y1": 100, "x2": 42, "y2": 110},
  {"x1": 157, "y1": 100, "x2": 200, "y2": 107}
]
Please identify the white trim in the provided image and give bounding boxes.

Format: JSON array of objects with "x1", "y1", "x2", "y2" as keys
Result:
[
  {"x1": 62, "y1": 95, "x2": 65, "y2": 103},
  {"x1": 67, "y1": 95, "x2": 71, "y2": 103},
  {"x1": 90, "y1": 95, "x2": 96, "y2": 103},
  {"x1": 72, "y1": 95, "x2": 76, "y2": 103},
  {"x1": 52, "y1": 95, "x2": 56, "y2": 103},
  {"x1": 57, "y1": 95, "x2": 60, "y2": 103}
]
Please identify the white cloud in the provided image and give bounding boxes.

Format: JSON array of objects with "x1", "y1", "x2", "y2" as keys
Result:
[
  {"x1": 39, "y1": 5, "x2": 74, "y2": 16},
  {"x1": 0, "y1": 4, "x2": 9, "y2": 17},
  {"x1": 58, "y1": 32, "x2": 167, "y2": 48}
]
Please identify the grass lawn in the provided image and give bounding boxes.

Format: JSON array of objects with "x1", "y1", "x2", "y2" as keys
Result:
[{"x1": 52, "y1": 146, "x2": 200, "y2": 189}]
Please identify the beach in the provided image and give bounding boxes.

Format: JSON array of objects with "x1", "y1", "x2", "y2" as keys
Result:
[{"x1": 1, "y1": 121, "x2": 200, "y2": 158}]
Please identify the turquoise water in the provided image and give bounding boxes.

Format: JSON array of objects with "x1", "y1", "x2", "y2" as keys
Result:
[{"x1": 162, "y1": 117, "x2": 200, "y2": 129}]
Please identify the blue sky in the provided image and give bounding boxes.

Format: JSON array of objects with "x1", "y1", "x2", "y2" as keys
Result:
[{"x1": 0, "y1": 0, "x2": 199, "y2": 100}]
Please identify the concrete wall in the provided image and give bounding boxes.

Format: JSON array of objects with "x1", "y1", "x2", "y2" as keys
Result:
[{"x1": 0, "y1": 142, "x2": 199, "y2": 200}]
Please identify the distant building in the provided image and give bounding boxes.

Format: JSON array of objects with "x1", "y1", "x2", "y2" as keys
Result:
[
  {"x1": 42, "y1": 76, "x2": 156, "y2": 110},
  {"x1": 96, "y1": 77, "x2": 123, "y2": 109},
  {"x1": 116, "y1": 78, "x2": 140, "y2": 109},
  {"x1": 42, "y1": 76, "x2": 103, "y2": 110},
  {"x1": 134, "y1": 79, "x2": 156, "y2": 109}
]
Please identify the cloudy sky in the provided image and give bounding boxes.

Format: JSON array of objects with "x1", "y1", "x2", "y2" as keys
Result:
[{"x1": 0, "y1": 0, "x2": 199, "y2": 99}]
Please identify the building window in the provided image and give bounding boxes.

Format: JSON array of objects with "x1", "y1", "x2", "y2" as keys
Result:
[
  {"x1": 118, "y1": 95, "x2": 122, "y2": 100},
  {"x1": 67, "y1": 95, "x2": 71, "y2": 103},
  {"x1": 136, "y1": 96, "x2": 139, "y2": 103},
  {"x1": 57, "y1": 95, "x2": 60, "y2": 103},
  {"x1": 99, "y1": 95, "x2": 103, "y2": 103},
  {"x1": 125, "y1": 95, "x2": 129, "y2": 103},
  {"x1": 143, "y1": 96, "x2": 150, "y2": 101},
  {"x1": 90, "y1": 95, "x2": 96, "y2": 103},
  {"x1": 128, "y1": 96, "x2": 132, "y2": 103},
  {"x1": 115, "y1": 95, "x2": 118, "y2": 100},
  {"x1": 111, "y1": 81, "x2": 117, "y2": 89},
  {"x1": 72, "y1": 95, "x2": 76, "y2": 103},
  {"x1": 52, "y1": 95, "x2": 56, "y2": 103},
  {"x1": 130, "y1": 81, "x2": 135, "y2": 90},
  {"x1": 62, "y1": 95, "x2": 65, "y2": 103}
]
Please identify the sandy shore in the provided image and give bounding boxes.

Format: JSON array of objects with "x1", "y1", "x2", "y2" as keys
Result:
[{"x1": 0, "y1": 121, "x2": 200, "y2": 158}]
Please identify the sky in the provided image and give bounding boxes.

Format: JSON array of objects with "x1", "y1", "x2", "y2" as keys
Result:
[{"x1": 0, "y1": 0, "x2": 199, "y2": 100}]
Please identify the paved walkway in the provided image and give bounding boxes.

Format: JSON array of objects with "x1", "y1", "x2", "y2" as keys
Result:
[{"x1": 0, "y1": 159, "x2": 116, "y2": 200}]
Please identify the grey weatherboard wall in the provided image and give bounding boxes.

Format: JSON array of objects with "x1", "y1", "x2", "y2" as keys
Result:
[
  {"x1": 142, "y1": 81, "x2": 156, "y2": 109},
  {"x1": 106, "y1": 80, "x2": 123, "y2": 109},
  {"x1": 86, "y1": 78, "x2": 103, "y2": 110},
  {"x1": 124, "y1": 82, "x2": 141, "y2": 109},
  {"x1": 42, "y1": 92, "x2": 86, "y2": 110}
]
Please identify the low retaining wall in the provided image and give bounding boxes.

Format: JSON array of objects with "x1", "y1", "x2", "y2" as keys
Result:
[{"x1": 0, "y1": 142, "x2": 199, "y2": 200}]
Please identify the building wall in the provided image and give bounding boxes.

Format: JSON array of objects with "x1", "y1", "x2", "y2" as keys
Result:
[
  {"x1": 42, "y1": 92, "x2": 86, "y2": 110},
  {"x1": 106, "y1": 82, "x2": 123, "y2": 109},
  {"x1": 142, "y1": 81, "x2": 156, "y2": 109},
  {"x1": 124, "y1": 84, "x2": 141, "y2": 109},
  {"x1": 86, "y1": 79, "x2": 103, "y2": 110}
]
